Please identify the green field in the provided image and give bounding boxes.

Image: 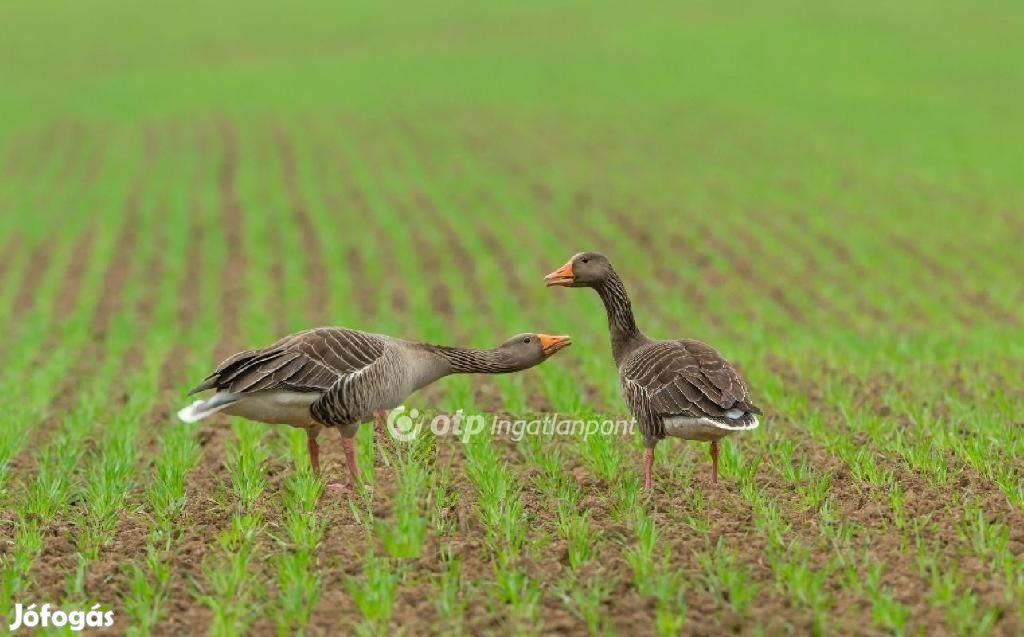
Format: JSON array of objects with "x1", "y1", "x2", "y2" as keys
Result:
[{"x1": 1, "y1": 1, "x2": 1022, "y2": 634}]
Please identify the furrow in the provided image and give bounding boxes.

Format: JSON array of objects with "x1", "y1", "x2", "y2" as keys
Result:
[
  {"x1": 213, "y1": 119, "x2": 247, "y2": 360},
  {"x1": 767, "y1": 356, "x2": 1022, "y2": 632},
  {"x1": 3, "y1": 126, "x2": 163, "y2": 608},
  {"x1": 148, "y1": 124, "x2": 226, "y2": 635},
  {"x1": 275, "y1": 126, "x2": 330, "y2": 326}
]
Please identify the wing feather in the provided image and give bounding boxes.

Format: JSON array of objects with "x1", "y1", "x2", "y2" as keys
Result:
[
  {"x1": 188, "y1": 328, "x2": 389, "y2": 395},
  {"x1": 619, "y1": 339, "x2": 760, "y2": 427},
  {"x1": 310, "y1": 347, "x2": 402, "y2": 427}
]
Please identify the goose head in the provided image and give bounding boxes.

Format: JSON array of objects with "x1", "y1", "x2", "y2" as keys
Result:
[
  {"x1": 496, "y1": 333, "x2": 572, "y2": 370},
  {"x1": 544, "y1": 251, "x2": 612, "y2": 288}
]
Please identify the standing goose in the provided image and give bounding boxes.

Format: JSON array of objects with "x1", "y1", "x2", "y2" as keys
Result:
[
  {"x1": 545, "y1": 252, "x2": 760, "y2": 489},
  {"x1": 179, "y1": 327, "x2": 572, "y2": 488}
]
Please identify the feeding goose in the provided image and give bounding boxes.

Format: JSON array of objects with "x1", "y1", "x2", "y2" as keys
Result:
[
  {"x1": 545, "y1": 252, "x2": 760, "y2": 489},
  {"x1": 178, "y1": 327, "x2": 572, "y2": 488}
]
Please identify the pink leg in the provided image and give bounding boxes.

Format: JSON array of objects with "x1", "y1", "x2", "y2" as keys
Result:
[
  {"x1": 643, "y1": 447, "x2": 655, "y2": 490},
  {"x1": 327, "y1": 435, "x2": 361, "y2": 491},
  {"x1": 307, "y1": 435, "x2": 321, "y2": 476},
  {"x1": 342, "y1": 436, "x2": 360, "y2": 485},
  {"x1": 710, "y1": 440, "x2": 719, "y2": 485}
]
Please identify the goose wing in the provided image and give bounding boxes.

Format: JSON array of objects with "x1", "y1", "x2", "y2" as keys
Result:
[
  {"x1": 309, "y1": 347, "x2": 403, "y2": 427},
  {"x1": 188, "y1": 327, "x2": 388, "y2": 395},
  {"x1": 620, "y1": 339, "x2": 760, "y2": 438}
]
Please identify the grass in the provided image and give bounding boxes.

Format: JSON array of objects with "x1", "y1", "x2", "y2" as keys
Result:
[{"x1": 0, "y1": 0, "x2": 1022, "y2": 633}]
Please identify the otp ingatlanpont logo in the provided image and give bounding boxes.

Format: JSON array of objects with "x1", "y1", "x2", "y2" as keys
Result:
[{"x1": 385, "y1": 406, "x2": 424, "y2": 442}]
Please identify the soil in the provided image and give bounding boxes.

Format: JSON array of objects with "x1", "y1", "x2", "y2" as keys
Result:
[
  {"x1": 782, "y1": 208, "x2": 922, "y2": 325},
  {"x1": 214, "y1": 120, "x2": 247, "y2": 360},
  {"x1": 1, "y1": 132, "x2": 29, "y2": 177},
  {"x1": 6, "y1": 117, "x2": 1022, "y2": 636},
  {"x1": 606, "y1": 206, "x2": 743, "y2": 339},
  {"x1": 0, "y1": 234, "x2": 20, "y2": 285},
  {"x1": 52, "y1": 227, "x2": 97, "y2": 319},
  {"x1": 767, "y1": 356, "x2": 1024, "y2": 634},
  {"x1": 10, "y1": 241, "x2": 53, "y2": 320},
  {"x1": 20, "y1": 128, "x2": 163, "y2": 600},
  {"x1": 2, "y1": 125, "x2": 158, "y2": 483},
  {"x1": 311, "y1": 140, "x2": 377, "y2": 321},
  {"x1": 26, "y1": 121, "x2": 62, "y2": 179},
  {"x1": 54, "y1": 122, "x2": 86, "y2": 184},
  {"x1": 276, "y1": 127, "x2": 330, "y2": 326}
]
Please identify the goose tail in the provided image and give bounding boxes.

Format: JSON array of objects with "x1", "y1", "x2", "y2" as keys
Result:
[{"x1": 177, "y1": 393, "x2": 239, "y2": 423}]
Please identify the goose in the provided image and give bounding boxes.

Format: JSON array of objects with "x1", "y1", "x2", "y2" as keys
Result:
[
  {"x1": 545, "y1": 252, "x2": 760, "y2": 489},
  {"x1": 178, "y1": 327, "x2": 572, "y2": 488}
]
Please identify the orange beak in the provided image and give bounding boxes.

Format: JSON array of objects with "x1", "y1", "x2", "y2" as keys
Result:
[
  {"x1": 537, "y1": 334, "x2": 572, "y2": 356},
  {"x1": 544, "y1": 261, "x2": 575, "y2": 287}
]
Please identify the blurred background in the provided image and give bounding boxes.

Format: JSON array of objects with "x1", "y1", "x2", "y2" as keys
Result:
[
  {"x1": 1, "y1": 1, "x2": 1023, "y2": 634},
  {"x1": 2, "y1": 0, "x2": 1022, "y2": 424}
]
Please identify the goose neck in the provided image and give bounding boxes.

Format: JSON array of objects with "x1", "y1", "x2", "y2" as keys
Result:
[
  {"x1": 426, "y1": 345, "x2": 513, "y2": 374},
  {"x1": 595, "y1": 272, "x2": 645, "y2": 363}
]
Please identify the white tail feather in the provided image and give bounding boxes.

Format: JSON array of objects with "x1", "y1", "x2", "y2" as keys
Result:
[
  {"x1": 177, "y1": 395, "x2": 237, "y2": 423},
  {"x1": 663, "y1": 414, "x2": 760, "y2": 440},
  {"x1": 712, "y1": 414, "x2": 759, "y2": 431}
]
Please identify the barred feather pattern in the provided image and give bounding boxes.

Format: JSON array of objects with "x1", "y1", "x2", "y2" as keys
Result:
[
  {"x1": 310, "y1": 347, "x2": 408, "y2": 427},
  {"x1": 423, "y1": 345, "x2": 518, "y2": 374},
  {"x1": 187, "y1": 327, "x2": 537, "y2": 431},
  {"x1": 620, "y1": 339, "x2": 761, "y2": 443},
  {"x1": 595, "y1": 272, "x2": 649, "y2": 365},
  {"x1": 585, "y1": 269, "x2": 761, "y2": 445},
  {"x1": 188, "y1": 327, "x2": 389, "y2": 396}
]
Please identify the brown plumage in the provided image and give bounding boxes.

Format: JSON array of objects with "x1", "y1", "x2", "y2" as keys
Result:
[
  {"x1": 179, "y1": 327, "x2": 572, "y2": 488},
  {"x1": 188, "y1": 328, "x2": 386, "y2": 396},
  {"x1": 546, "y1": 252, "x2": 761, "y2": 489}
]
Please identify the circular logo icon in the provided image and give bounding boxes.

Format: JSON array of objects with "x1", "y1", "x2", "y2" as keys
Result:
[{"x1": 386, "y1": 406, "x2": 423, "y2": 442}]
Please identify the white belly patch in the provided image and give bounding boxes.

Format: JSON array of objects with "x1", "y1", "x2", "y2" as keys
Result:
[
  {"x1": 223, "y1": 391, "x2": 322, "y2": 427},
  {"x1": 663, "y1": 415, "x2": 759, "y2": 441}
]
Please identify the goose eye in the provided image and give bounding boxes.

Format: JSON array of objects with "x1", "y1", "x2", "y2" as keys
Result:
[
  {"x1": 522, "y1": 337, "x2": 531, "y2": 344},
  {"x1": 581, "y1": 258, "x2": 589, "y2": 264}
]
